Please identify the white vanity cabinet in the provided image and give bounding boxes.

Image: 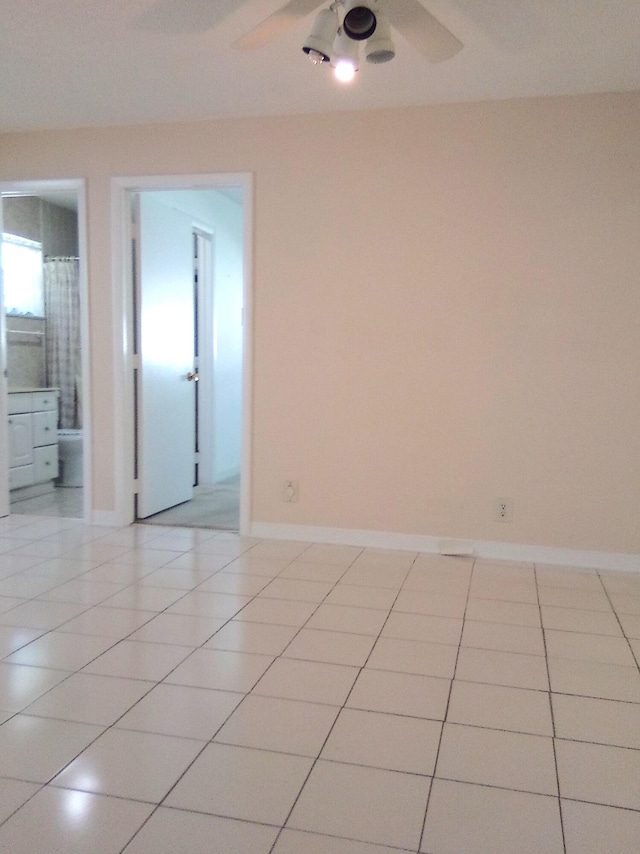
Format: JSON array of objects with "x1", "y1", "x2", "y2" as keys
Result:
[{"x1": 7, "y1": 389, "x2": 59, "y2": 491}]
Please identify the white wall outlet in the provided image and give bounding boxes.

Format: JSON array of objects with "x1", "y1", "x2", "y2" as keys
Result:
[
  {"x1": 495, "y1": 498, "x2": 513, "y2": 522},
  {"x1": 283, "y1": 480, "x2": 299, "y2": 503}
]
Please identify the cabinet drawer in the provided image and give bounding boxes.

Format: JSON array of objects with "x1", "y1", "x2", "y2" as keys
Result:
[
  {"x1": 32, "y1": 392, "x2": 58, "y2": 412},
  {"x1": 32, "y1": 410, "x2": 58, "y2": 447},
  {"x1": 9, "y1": 464, "x2": 35, "y2": 490},
  {"x1": 7, "y1": 393, "x2": 32, "y2": 415},
  {"x1": 34, "y1": 445, "x2": 59, "y2": 483}
]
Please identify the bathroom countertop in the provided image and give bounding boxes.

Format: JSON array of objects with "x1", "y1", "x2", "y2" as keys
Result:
[{"x1": 8, "y1": 387, "x2": 59, "y2": 394}]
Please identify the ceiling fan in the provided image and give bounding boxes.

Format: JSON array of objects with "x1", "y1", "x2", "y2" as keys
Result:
[{"x1": 234, "y1": 0, "x2": 463, "y2": 65}]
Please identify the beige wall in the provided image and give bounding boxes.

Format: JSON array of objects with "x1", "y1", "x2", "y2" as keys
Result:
[{"x1": 1, "y1": 91, "x2": 639, "y2": 554}]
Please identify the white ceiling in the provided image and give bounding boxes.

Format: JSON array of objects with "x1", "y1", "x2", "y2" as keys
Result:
[{"x1": 1, "y1": 0, "x2": 638, "y2": 133}]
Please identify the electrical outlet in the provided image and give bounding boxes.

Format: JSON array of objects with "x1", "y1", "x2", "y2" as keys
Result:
[
  {"x1": 283, "y1": 480, "x2": 299, "y2": 503},
  {"x1": 495, "y1": 498, "x2": 513, "y2": 522}
]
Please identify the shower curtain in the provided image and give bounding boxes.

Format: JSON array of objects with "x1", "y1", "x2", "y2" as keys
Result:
[{"x1": 43, "y1": 257, "x2": 81, "y2": 429}]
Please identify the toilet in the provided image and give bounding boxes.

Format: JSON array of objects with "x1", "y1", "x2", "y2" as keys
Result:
[{"x1": 57, "y1": 430, "x2": 83, "y2": 487}]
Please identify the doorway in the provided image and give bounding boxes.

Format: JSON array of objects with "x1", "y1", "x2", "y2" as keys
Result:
[
  {"x1": 0, "y1": 180, "x2": 90, "y2": 522},
  {"x1": 116, "y1": 177, "x2": 251, "y2": 533}
]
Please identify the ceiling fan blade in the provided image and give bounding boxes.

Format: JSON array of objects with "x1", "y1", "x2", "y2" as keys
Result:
[
  {"x1": 234, "y1": 0, "x2": 324, "y2": 50},
  {"x1": 391, "y1": 0, "x2": 463, "y2": 63}
]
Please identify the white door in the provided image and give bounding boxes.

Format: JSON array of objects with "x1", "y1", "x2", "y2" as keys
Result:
[{"x1": 135, "y1": 193, "x2": 196, "y2": 518}]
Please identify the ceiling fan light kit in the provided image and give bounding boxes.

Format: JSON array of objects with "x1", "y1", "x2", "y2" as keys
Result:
[
  {"x1": 235, "y1": 0, "x2": 463, "y2": 78},
  {"x1": 303, "y1": 0, "x2": 393, "y2": 82}
]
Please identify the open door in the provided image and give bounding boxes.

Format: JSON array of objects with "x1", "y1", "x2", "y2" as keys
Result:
[{"x1": 134, "y1": 193, "x2": 196, "y2": 518}]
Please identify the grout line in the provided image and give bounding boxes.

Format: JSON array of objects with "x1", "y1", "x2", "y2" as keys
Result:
[
  {"x1": 417, "y1": 556, "x2": 475, "y2": 853},
  {"x1": 534, "y1": 561, "x2": 567, "y2": 854},
  {"x1": 596, "y1": 568, "x2": 640, "y2": 675}
]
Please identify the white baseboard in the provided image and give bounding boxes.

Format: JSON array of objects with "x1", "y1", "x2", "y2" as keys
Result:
[
  {"x1": 249, "y1": 522, "x2": 640, "y2": 573},
  {"x1": 91, "y1": 509, "x2": 127, "y2": 527}
]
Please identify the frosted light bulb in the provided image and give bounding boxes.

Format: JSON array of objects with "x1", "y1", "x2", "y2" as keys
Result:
[{"x1": 334, "y1": 60, "x2": 356, "y2": 82}]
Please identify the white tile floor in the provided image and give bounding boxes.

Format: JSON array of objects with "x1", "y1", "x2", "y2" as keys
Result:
[
  {"x1": 9, "y1": 487, "x2": 84, "y2": 519},
  {"x1": 0, "y1": 515, "x2": 639, "y2": 852}
]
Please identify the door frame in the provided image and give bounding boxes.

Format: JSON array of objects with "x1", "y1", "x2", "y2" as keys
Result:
[
  {"x1": 111, "y1": 173, "x2": 253, "y2": 535},
  {"x1": 0, "y1": 178, "x2": 91, "y2": 522},
  {"x1": 193, "y1": 227, "x2": 215, "y2": 486}
]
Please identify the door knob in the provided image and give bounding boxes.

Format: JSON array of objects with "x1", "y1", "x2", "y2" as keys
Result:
[{"x1": 186, "y1": 372, "x2": 199, "y2": 382}]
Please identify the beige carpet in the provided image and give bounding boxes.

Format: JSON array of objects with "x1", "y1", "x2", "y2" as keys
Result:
[{"x1": 140, "y1": 481, "x2": 240, "y2": 531}]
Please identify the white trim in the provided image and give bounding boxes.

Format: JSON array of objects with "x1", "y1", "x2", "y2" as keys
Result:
[
  {"x1": 111, "y1": 173, "x2": 254, "y2": 536},
  {"x1": 239, "y1": 177, "x2": 253, "y2": 538},
  {"x1": 75, "y1": 182, "x2": 92, "y2": 523},
  {"x1": 90, "y1": 509, "x2": 123, "y2": 527},
  {"x1": 194, "y1": 229, "x2": 215, "y2": 486},
  {"x1": 0, "y1": 217, "x2": 7, "y2": 519},
  {"x1": 250, "y1": 522, "x2": 640, "y2": 573},
  {"x1": 0, "y1": 179, "x2": 91, "y2": 523},
  {"x1": 110, "y1": 180, "x2": 134, "y2": 527}
]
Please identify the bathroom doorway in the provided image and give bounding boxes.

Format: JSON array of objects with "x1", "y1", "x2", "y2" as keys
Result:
[
  {"x1": 124, "y1": 182, "x2": 249, "y2": 532},
  {"x1": 0, "y1": 180, "x2": 90, "y2": 521}
]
